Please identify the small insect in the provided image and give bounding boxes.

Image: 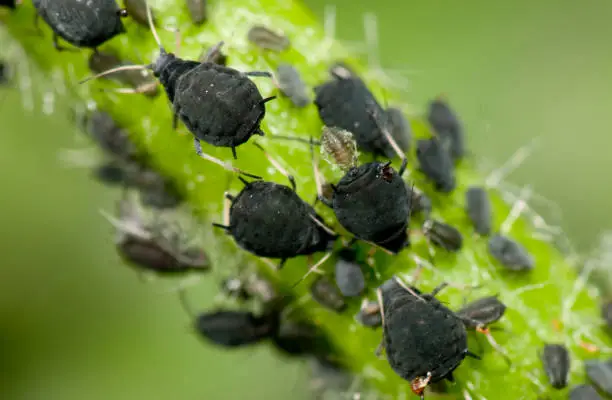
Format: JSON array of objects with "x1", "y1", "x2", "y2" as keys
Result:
[
  {"x1": 186, "y1": 0, "x2": 207, "y2": 25},
  {"x1": 377, "y1": 277, "x2": 478, "y2": 399},
  {"x1": 0, "y1": 0, "x2": 19, "y2": 10},
  {"x1": 220, "y1": 273, "x2": 277, "y2": 304},
  {"x1": 422, "y1": 219, "x2": 463, "y2": 252},
  {"x1": 33, "y1": 0, "x2": 128, "y2": 51},
  {"x1": 80, "y1": 4, "x2": 275, "y2": 164},
  {"x1": 386, "y1": 107, "x2": 411, "y2": 153},
  {"x1": 93, "y1": 161, "x2": 127, "y2": 185},
  {"x1": 102, "y1": 194, "x2": 209, "y2": 274},
  {"x1": 409, "y1": 185, "x2": 432, "y2": 218},
  {"x1": 195, "y1": 310, "x2": 277, "y2": 348},
  {"x1": 586, "y1": 359, "x2": 612, "y2": 396},
  {"x1": 123, "y1": 0, "x2": 152, "y2": 27},
  {"x1": 416, "y1": 137, "x2": 456, "y2": 193},
  {"x1": 601, "y1": 300, "x2": 612, "y2": 330},
  {"x1": 334, "y1": 248, "x2": 365, "y2": 297},
  {"x1": 213, "y1": 144, "x2": 337, "y2": 269},
  {"x1": 320, "y1": 126, "x2": 359, "y2": 171},
  {"x1": 88, "y1": 52, "x2": 159, "y2": 97},
  {"x1": 199, "y1": 43, "x2": 227, "y2": 66},
  {"x1": 356, "y1": 299, "x2": 382, "y2": 328},
  {"x1": 275, "y1": 63, "x2": 310, "y2": 108},
  {"x1": 427, "y1": 96, "x2": 464, "y2": 161},
  {"x1": 456, "y1": 295, "x2": 506, "y2": 327},
  {"x1": 540, "y1": 343, "x2": 570, "y2": 389},
  {"x1": 247, "y1": 25, "x2": 290, "y2": 52},
  {"x1": 81, "y1": 110, "x2": 140, "y2": 161},
  {"x1": 465, "y1": 186, "x2": 492, "y2": 236},
  {"x1": 311, "y1": 276, "x2": 347, "y2": 312},
  {"x1": 272, "y1": 319, "x2": 332, "y2": 357},
  {"x1": 569, "y1": 384, "x2": 603, "y2": 400},
  {"x1": 488, "y1": 234, "x2": 534, "y2": 271}
]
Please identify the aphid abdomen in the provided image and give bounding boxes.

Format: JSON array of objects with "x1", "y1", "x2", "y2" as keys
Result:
[{"x1": 158, "y1": 58, "x2": 200, "y2": 103}]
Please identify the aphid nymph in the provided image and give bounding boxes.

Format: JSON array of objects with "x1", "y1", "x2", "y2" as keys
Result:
[
  {"x1": 123, "y1": 0, "x2": 152, "y2": 27},
  {"x1": 456, "y1": 295, "x2": 506, "y2": 327},
  {"x1": 541, "y1": 343, "x2": 570, "y2": 389},
  {"x1": 422, "y1": 219, "x2": 463, "y2": 252},
  {"x1": 320, "y1": 126, "x2": 359, "y2": 171},
  {"x1": 275, "y1": 63, "x2": 310, "y2": 108},
  {"x1": 185, "y1": 0, "x2": 207, "y2": 25},
  {"x1": 385, "y1": 107, "x2": 412, "y2": 153},
  {"x1": 88, "y1": 51, "x2": 159, "y2": 97},
  {"x1": 465, "y1": 186, "x2": 492, "y2": 236},
  {"x1": 488, "y1": 234, "x2": 534, "y2": 271},
  {"x1": 356, "y1": 299, "x2": 382, "y2": 328},
  {"x1": 247, "y1": 25, "x2": 290, "y2": 52},
  {"x1": 585, "y1": 359, "x2": 612, "y2": 396},
  {"x1": 569, "y1": 384, "x2": 602, "y2": 400},
  {"x1": 416, "y1": 137, "x2": 456, "y2": 193},
  {"x1": 310, "y1": 276, "x2": 347, "y2": 312},
  {"x1": 333, "y1": 248, "x2": 365, "y2": 297},
  {"x1": 427, "y1": 96, "x2": 464, "y2": 161}
]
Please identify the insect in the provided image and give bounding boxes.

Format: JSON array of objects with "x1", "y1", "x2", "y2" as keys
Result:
[
  {"x1": 377, "y1": 277, "x2": 479, "y2": 399},
  {"x1": 540, "y1": 343, "x2": 570, "y2": 389},
  {"x1": 0, "y1": 0, "x2": 19, "y2": 10},
  {"x1": 79, "y1": 4, "x2": 275, "y2": 163},
  {"x1": 456, "y1": 295, "x2": 506, "y2": 327},
  {"x1": 586, "y1": 359, "x2": 612, "y2": 396},
  {"x1": 247, "y1": 25, "x2": 290, "y2": 52},
  {"x1": 102, "y1": 193, "x2": 209, "y2": 274},
  {"x1": 275, "y1": 63, "x2": 310, "y2": 108},
  {"x1": 272, "y1": 319, "x2": 332, "y2": 357},
  {"x1": 123, "y1": 0, "x2": 152, "y2": 27},
  {"x1": 199, "y1": 43, "x2": 227, "y2": 66},
  {"x1": 422, "y1": 219, "x2": 463, "y2": 252},
  {"x1": 311, "y1": 276, "x2": 347, "y2": 312},
  {"x1": 569, "y1": 384, "x2": 603, "y2": 400},
  {"x1": 220, "y1": 273, "x2": 277, "y2": 304},
  {"x1": 320, "y1": 126, "x2": 360, "y2": 171},
  {"x1": 33, "y1": 0, "x2": 128, "y2": 51},
  {"x1": 416, "y1": 137, "x2": 456, "y2": 193},
  {"x1": 601, "y1": 300, "x2": 612, "y2": 330},
  {"x1": 334, "y1": 248, "x2": 365, "y2": 297},
  {"x1": 213, "y1": 143, "x2": 337, "y2": 269},
  {"x1": 409, "y1": 186, "x2": 432, "y2": 218},
  {"x1": 355, "y1": 299, "x2": 382, "y2": 328},
  {"x1": 314, "y1": 68, "x2": 395, "y2": 158},
  {"x1": 427, "y1": 96, "x2": 464, "y2": 161},
  {"x1": 81, "y1": 110, "x2": 140, "y2": 161},
  {"x1": 93, "y1": 162, "x2": 126, "y2": 185},
  {"x1": 88, "y1": 51, "x2": 159, "y2": 97},
  {"x1": 386, "y1": 107, "x2": 411, "y2": 153},
  {"x1": 465, "y1": 186, "x2": 492, "y2": 235},
  {"x1": 186, "y1": 0, "x2": 207, "y2": 25},
  {"x1": 193, "y1": 309, "x2": 277, "y2": 348},
  {"x1": 488, "y1": 234, "x2": 534, "y2": 271}
]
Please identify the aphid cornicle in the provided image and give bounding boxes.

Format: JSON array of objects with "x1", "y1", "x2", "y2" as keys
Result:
[
  {"x1": 33, "y1": 0, "x2": 128, "y2": 51},
  {"x1": 569, "y1": 384, "x2": 603, "y2": 400},
  {"x1": 333, "y1": 248, "x2": 365, "y2": 297},
  {"x1": 378, "y1": 278, "x2": 477, "y2": 399},
  {"x1": 540, "y1": 343, "x2": 570, "y2": 389},
  {"x1": 247, "y1": 25, "x2": 290, "y2": 52},
  {"x1": 456, "y1": 295, "x2": 506, "y2": 327},
  {"x1": 488, "y1": 234, "x2": 534, "y2": 271},
  {"x1": 275, "y1": 63, "x2": 311, "y2": 108},
  {"x1": 427, "y1": 96, "x2": 464, "y2": 161},
  {"x1": 310, "y1": 276, "x2": 347, "y2": 312},
  {"x1": 185, "y1": 0, "x2": 207, "y2": 25},
  {"x1": 272, "y1": 319, "x2": 332, "y2": 357},
  {"x1": 585, "y1": 359, "x2": 612, "y2": 396},
  {"x1": 465, "y1": 186, "x2": 492, "y2": 236},
  {"x1": 88, "y1": 52, "x2": 159, "y2": 97},
  {"x1": 422, "y1": 219, "x2": 463, "y2": 252},
  {"x1": 416, "y1": 137, "x2": 456, "y2": 193}
]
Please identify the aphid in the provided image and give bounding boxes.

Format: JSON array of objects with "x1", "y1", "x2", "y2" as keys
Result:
[
  {"x1": 185, "y1": 0, "x2": 207, "y2": 25},
  {"x1": 275, "y1": 63, "x2": 310, "y2": 108},
  {"x1": 247, "y1": 25, "x2": 290, "y2": 52},
  {"x1": 80, "y1": 5, "x2": 275, "y2": 163},
  {"x1": 377, "y1": 277, "x2": 477, "y2": 399},
  {"x1": 220, "y1": 273, "x2": 277, "y2": 304},
  {"x1": 427, "y1": 96, "x2": 464, "y2": 161},
  {"x1": 416, "y1": 137, "x2": 456, "y2": 193},
  {"x1": 541, "y1": 343, "x2": 570, "y2": 389},
  {"x1": 311, "y1": 276, "x2": 347, "y2": 312},
  {"x1": 356, "y1": 299, "x2": 382, "y2": 327},
  {"x1": 409, "y1": 185, "x2": 432, "y2": 218},
  {"x1": 81, "y1": 110, "x2": 140, "y2": 161},
  {"x1": 195, "y1": 310, "x2": 277, "y2": 348},
  {"x1": 103, "y1": 194, "x2": 209, "y2": 274},
  {"x1": 314, "y1": 69, "x2": 395, "y2": 158},
  {"x1": 213, "y1": 144, "x2": 337, "y2": 269},
  {"x1": 456, "y1": 295, "x2": 506, "y2": 327},
  {"x1": 465, "y1": 186, "x2": 492, "y2": 235},
  {"x1": 386, "y1": 107, "x2": 411, "y2": 153},
  {"x1": 0, "y1": 0, "x2": 19, "y2": 9},
  {"x1": 334, "y1": 248, "x2": 365, "y2": 297},
  {"x1": 601, "y1": 300, "x2": 612, "y2": 330},
  {"x1": 570, "y1": 384, "x2": 603, "y2": 400},
  {"x1": 422, "y1": 219, "x2": 463, "y2": 252},
  {"x1": 93, "y1": 162, "x2": 126, "y2": 185},
  {"x1": 586, "y1": 359, "x2": 612, "y2": 396},
  {"x1": 199, "y1": 43, "x2": 227, "y2": 66},
  {"x1": 320, "y1": 126, "x2": 359, "y2": 171},
  {"x1": 488, "y1": 234, "x2": 534, "y2": 271},
  {"x1": 272, "y1": 319, "x2": 331, "y2": 357},
  {"x1": 123, "y1": 0, "x2": 152, "y2": 27},
  {"x1": 88, "y1": 51, "x2": 159, "y2": 97},
  {"x1": 33, "y1": 0, "x2": 128, "y2": 51}
]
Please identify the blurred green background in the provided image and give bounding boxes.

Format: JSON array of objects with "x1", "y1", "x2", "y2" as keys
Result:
[{"x1": 1, "y1": 0, "x2": 611, "y2": 398}]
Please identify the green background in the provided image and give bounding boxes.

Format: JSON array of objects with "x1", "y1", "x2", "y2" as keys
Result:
[{"x1": 2, "y1": 0, "x2": 611, "y2": 398}]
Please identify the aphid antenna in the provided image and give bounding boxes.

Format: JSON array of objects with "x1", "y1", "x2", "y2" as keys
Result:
[
  {"x1": 367, "y1": 102, "x2": 408, "y2": 176},
  {"x1": 499, "y1": 184, "x2": 532, "y2": 235},
  {"x1": 391, "y1": 275, "x2": 427, "y2": 302},
  {"x1": 269, "y1": 134, "x2": 322, "y2": 146},
  {"x1": 323, "y1": 4, "x2": 336, "y2": 44},
  {"x1": 290, "y1": 251, "x2": 334, "y2": 289},
  {"x1": 252, "y1": 142, "x2": 296, "y2": 190},
  {"x1": 193, "y1": 138, "x2": 262, "y2": 179}
]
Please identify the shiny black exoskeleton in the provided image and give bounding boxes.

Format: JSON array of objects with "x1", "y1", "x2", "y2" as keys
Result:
[{"x1": 33, "y1": 0, "x2": 128, "y2": 50}]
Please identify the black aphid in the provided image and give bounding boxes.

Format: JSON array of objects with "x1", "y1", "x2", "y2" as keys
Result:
[
  {"x1": 33, "y1": 0, "x2": 128, "y2": 51},
  {"x1": 427, "y1": 96, "x2": 464, "y2": 161},
  {"x1": 272, "y1": 319, "x2": 332, "y2": 357},
  {"x1": 465, "y1": 186, "x2": 492, "y2": 235},
  {"x1": 276, "y1": 63, "x2": 310, "y2": 108},
  {"x1": 570, "y1": 384, "x2": 603, "y2": 400},
  {"x1": 541, "y1": 343, "x2": 570, "y2": 389},
  {"x1": 0, "y1": 0, "x2": 18, "y2": 10},
  {"x1": 195, "y1": 310, "x2": 277, "y2": 348},
  {"x1": 601, "y1": 300, "x2": 612, "y2": 330},
  {"x1": 200, "y1": 43, "x2": 227, "y2": 66},
  {"x1": 124, "y1": 0, "x2": 152, "y2": 27},
  {"x1": 409, "y1": 186, "x2": 432, "y2": 218},
  {"x1": 186, "y1": 0, "x2": 207, "y2": 25},
  {"x1": 314, "y1": 69, "x2": 394, "y2": 158},
  {"x1": 422, "y1": 219, "x2": 463, "y2": 252},
  {"x1": 456, "y1": 295, "x2": 506, "y2": 327},
  {"x1": 310, "y1": 276, "x2": 347, "y2": 312},
  {"x1": 488, "y1": 234, "x2": 534, "y2": 271},
  {"x1": 103, "y1": 194, "x2": 209, "y2": 274},
  {"x1": 377, "y1": 278, "x2": 477, "y2": 399},
  {"x1": 81, "y1": 110, "x2": 140, "y2": 161},
  {"x1": 586, "y1": 359, "x2": 612, "y2": 396},
  {"x1": 80, "y1": 5, "x2": 275, "y2": 164},
  {"x1": 213, "y1": 144, "x2": 336, "y2": 269},
  {"x1": 334, "y1": 248, "x2": 365, "y2": 297},
  {"x1": 88, "y1": 51, "x2": 159, "y2": 97},
  {"x1": 247, "y1": 25, "x2": 290, "y2": 52},
  {"x1": 356, "y1": 299, "x2": 382, "y2": 328},
  {"x1": 416, "y1": 137, "x2": 456, "y2": 193},
  {"x1": 386, "y1": 107, "x2": 412, "y2": 153}
]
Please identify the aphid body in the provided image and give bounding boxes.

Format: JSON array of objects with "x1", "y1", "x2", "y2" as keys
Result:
[
  {"x1": 310, "y1": 276, "x2": 347, "y2": 312},
  {"x1": 185, "y1": 0, "x2": 207, "y2": 25},
  {"x1": 488, "y1": 234, "x2": 534, "y2": 271},
  {"x1": 423, "y1": 219, "x2": 463, "y2": 252},
  {"x1": 334, "y1": 248, "x2": 365, "y2": 297},
  {"x1": 540, "y1": 343, "x2": 570, "y2": 389},
  {"x1": 83, "y1": 110, "x2": 139, "y2": 161},
  {"x1": 272, "y1": 319, "x2": 331, "y2": 357},
  {"x1": 276, "y1": 63, "x2": 310, "y2": 107},
  {"x1": 585, "y1": 359, "x2": 612, "y2": 396},
  {"x1": 386, "y1": 107, "x2": 412, "y2": 153},
  {"x1": 465, "y1": 186, "x2": 492, "y2": 235},
  {"x1": 427, "y1": 97, "x2": 464, "y2": 161},
  {"x1": 247, "y1": 25, "x2": 290, "y2": 52},
  {"x1": 356, "y1": 299, "x2": 382, "y2": 327},
  {"x1": 195, "y1": 310, "x2": 277, "y2": 347},
  {"x1": 123, "y1": 0, "x2": 151, "y2": 27},
  {"x1": 33, "y1": 0, "x2": 127, "y2": 50},
  {"x1": 320, "y1": 126, "x2": 359, "y2": 171},
  {"x1": 416, "y1": 137, "x2": 456, "y2": 192},
  {"x1": 570, "y1": 384, "x2": 603, "y2": 400},
  {"x1": 456, "y1": 295, "x2": 506, "y2": 328}
]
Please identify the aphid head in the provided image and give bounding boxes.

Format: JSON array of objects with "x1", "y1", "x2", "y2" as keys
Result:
[
  {"x1": 379, "y1": 161, "x2": 394, "y2": 182},
  {"x1": 151, "y1": 49, "x2": 176, "y2": 77},
  {"x1": 410, "y1": 372, "x2": 432, "y2": 399}
]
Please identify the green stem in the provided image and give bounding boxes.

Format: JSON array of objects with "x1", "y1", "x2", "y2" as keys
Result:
[{"x1": 2, "y1": 1, "x2": 609, "y2": 398}]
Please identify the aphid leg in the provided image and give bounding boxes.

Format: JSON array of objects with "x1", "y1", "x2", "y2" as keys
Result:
[
  {"x1": 309, "y1": 215, "x2": 337, "y2": 237},
  {"x1": 374, "y1": 288, "x2": 386, "y2": 358},
  {"x1": 429, "y1": 282, "x2": 449, "y2": 298},
  {"x1": 212, "y1": 192, "x2": 233, "y2": 231},
  {"x1": 172, "y1": 113, "x2": 179, "y2": 130},
  {"x1": 204, "y1": 41, "x2": 225, "y2": 63},
  {"x1": 278, "y1": 258, "x2": 287, "y2": 270},
  {"x1": 253, "y1": 142, "x2": 296, "y2": 190},
  {"x1": 244, "y1": 71, "x2": 273, "y2": 78},
  {"x1": 290, "y1": 251, "x2": 333, "y2": 288},
  {"x1": 193, "y1": 138, "x2": 262, "y2": 179},
  {"x1": 463, "y1": 319, "x2": 510, "y2": 365}
]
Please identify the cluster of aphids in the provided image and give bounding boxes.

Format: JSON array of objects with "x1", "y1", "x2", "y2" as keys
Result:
[{"x1": 5, "y1": 0, "x2": 612, "y2": 399}]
